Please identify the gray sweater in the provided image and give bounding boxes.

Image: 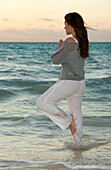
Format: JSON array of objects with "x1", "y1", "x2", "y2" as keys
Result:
[{"x1": 50, "y1": 41, "x2": 85, "y2": 81}]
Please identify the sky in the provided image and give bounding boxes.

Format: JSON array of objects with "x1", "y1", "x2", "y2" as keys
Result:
[{"x1": 0, "y1": 0, "x2": 111, "y2": 42}]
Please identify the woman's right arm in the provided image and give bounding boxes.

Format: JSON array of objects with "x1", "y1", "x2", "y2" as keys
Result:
[
  {"x1": 50, "y1": 41, "x2": 68, "y2": 64},
  {"x1": 57, "y1": 39, "x2": 63, "y2": 50}
]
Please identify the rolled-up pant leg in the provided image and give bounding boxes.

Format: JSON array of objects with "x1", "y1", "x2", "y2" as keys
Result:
[
  {"x1": 67, "y1": 80, "x2": 85, "y2": 145},
  {"x1": 36, "y1": 80, "x2": 81, "y2": 131}
]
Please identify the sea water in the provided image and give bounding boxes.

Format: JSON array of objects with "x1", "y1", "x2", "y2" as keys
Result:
[{"x1": 0, "y1": 42, "x2": 111, "y2": 169}]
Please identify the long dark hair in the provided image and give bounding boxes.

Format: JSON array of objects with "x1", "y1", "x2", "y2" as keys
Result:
[{"x1": 65, "y1": 12, "x2": 89, "y2": 59}]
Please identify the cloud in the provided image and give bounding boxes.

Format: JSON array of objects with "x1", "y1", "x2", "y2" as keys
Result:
[
  {"x1": 0, "y1": 28, "x2": 111, "y2": 42},
  {"x1": 38, "y1": 18, "x2": 57, "y2": 22},
  {"x1": 88, "y1": 20, "x2": 111, "y2": 30},
  {"x1": 0, "y1": 28, "x2": 65, "y2": 42},
  {"x1": 88, "y1": 29, "x2": 111, "y2": 42},
  {"x1": 27, "y1": 24, "x2": 34, "y2": 26},
  {"x1": 2, "y1": 18, "x2": 9, "y2": 21}
]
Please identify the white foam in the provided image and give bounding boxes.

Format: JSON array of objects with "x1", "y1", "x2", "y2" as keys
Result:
[{"x1": 0, "y1": 159, "x2": 111, "y2": 169}]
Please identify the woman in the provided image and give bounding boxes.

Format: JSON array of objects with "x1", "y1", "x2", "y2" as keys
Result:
[{"x1": 36, "y1": 12, "x2": 89, "y2": 146}]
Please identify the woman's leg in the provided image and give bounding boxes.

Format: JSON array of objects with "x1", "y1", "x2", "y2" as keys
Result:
[
  {"x1": 67, "y1": 80, "x2": 85, "y2": 145},
  {"x1": 36, "y1": 80, "x2": 81, "y2": 131}
]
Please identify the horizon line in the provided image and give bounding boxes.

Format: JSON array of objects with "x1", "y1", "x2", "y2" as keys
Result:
[{"x1": 0, "y1": 41, "x2": 111, "y2": 43}]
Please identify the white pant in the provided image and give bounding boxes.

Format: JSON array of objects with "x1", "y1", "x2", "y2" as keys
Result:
[{"x1": 36, "y1": 79, "x2": 85, "y2": 145}]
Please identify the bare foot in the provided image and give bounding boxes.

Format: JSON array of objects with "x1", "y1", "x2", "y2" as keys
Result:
[{"x1": 69, "y1": 114, "x2": 76, "y2": 135}]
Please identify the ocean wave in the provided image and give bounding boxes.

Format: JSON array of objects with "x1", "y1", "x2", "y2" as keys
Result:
[
  {"x1": 0, "y1": 159, "x2": 111, "y2": 169},
  {"x1": 0, "y1": 76, "x2": 110, "y2": 101},
  {"x1": 0, "y1": 115, "x2": 111, "y2": 127},
  {"x1": 0, "y1": 76, "x2": 111, "y2": 89},
  {"x1": 0, "y1": 89, "x2": 15, "y2": 100},
  {"x1": 0, "y1": 79, "x2": 54, "y2": 96},
  {"x1": 0, "y1": 79, "x2": 38, "y2": 87},
  {"x1": 83, "y1": 116, "x2": 111, "y2": 127},
  {"x1": 85, "y1": 76, "x2": 111, "y2": 97},
  {"x1": 86, "y1": 76, "x2": 111, "y2": 85},
  {"x1": 24, "y1": 85, "x2": 51, "y2": 94},
  {"x1": 0, "y1": 79, "x2": 54, "y2": 87}
]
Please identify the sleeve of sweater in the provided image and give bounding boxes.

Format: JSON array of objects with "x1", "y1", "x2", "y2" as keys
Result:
[{"x1": 50, "y1": 41, "x2": 69, "y2": 65}]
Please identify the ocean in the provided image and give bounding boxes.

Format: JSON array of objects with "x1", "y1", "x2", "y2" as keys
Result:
[{"x1": 0, "y1": 42, "x2": 111, "y2": 169}]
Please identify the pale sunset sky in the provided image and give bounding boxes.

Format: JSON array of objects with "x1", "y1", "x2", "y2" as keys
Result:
[{"x1": 0, "y1": 0, "x2": 111, "y2": 42}]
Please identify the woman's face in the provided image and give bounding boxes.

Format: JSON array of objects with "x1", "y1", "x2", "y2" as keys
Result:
[{"x1": 64, "y1": 21, "x2": 73, "y2": 35}]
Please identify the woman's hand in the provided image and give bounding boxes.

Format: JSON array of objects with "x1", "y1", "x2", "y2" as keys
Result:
[{"x1": 57, "y1": 39, "x2": 63, "y2": 50}]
